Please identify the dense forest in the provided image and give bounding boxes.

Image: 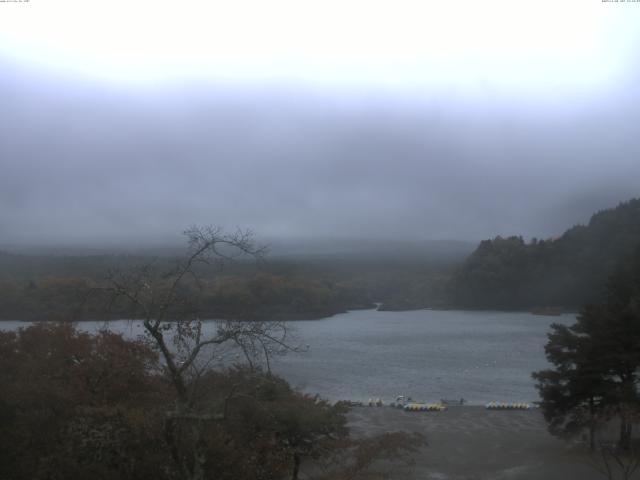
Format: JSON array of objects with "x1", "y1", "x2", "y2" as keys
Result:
[
  {"x1": 0, "y1": 247, "x2": 457, "y2": 321},
  {"x1": 0, "y1": 261, "x2": 368, "y2": 322},
  {"x1": 0, "y1": 323, "x2": 424, "y2": 480},
  {"x1": 449, "y1": 198, "x2": 640, "y2": 310},
  {"x1": 2, "y1": 199, "x2": 639, "y2": 320}
]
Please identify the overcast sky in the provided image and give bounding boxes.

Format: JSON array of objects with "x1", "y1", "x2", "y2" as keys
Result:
[{"x1": 1, "y1": 1, "x2": 639, "y2": 247}]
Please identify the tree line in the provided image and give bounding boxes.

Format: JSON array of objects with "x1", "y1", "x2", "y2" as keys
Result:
[
  {"x1": 0, "y1": 248, "x2": 457, "y2": 321},
  {"x1": 450, "y1": 198, "x2": 640, "y2": 310},
  {"x1": 0, "y1": 273, "x2": 374, "y2": 322}
]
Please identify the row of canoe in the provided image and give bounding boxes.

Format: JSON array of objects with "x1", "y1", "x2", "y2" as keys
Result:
[
  {"x1": 402, "y1": 402, "x2": 533, "y2": 411},
  {"x1": 485, "y1": 402, "x2": 532, "y2": 410},
  {"x1": 404, "y1": 403, "x2": 447, "y2": 411}
]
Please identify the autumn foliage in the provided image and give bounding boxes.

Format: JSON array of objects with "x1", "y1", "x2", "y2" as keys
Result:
[{"x1": 0, "y1": 323, "x2": 423, "y2": 480}]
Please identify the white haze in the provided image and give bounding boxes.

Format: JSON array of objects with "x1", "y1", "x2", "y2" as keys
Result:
[{"x1": 0, "y1": 1, "x2": 639, "y2": 246}]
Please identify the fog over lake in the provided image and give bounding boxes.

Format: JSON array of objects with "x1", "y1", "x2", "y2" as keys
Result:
[
  {"x1": 1, "y1": 309, "x2": 575, "y2": 405},
  {"x1": 2, "y1": 3, "x2": 640, "y2": 247}
]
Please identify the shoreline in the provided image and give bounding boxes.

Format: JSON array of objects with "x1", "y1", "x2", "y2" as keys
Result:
[
  {"x1": 0, "y1": 306, "x2": 579, "y2": 323},
  {"x1": 347, "y1": 405, "x2": 603, "y2": 480}
]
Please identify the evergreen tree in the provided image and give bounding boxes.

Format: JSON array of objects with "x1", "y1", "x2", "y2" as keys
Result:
[{"x1": 533, "y1": 248, "x2": 640, "y2": 449}]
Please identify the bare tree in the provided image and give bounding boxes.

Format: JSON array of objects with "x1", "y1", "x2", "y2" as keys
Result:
[
  {"x1": 106, "y1": 226, "x2": 300, "y2": 480},
  {"x1": 587, "y1": 441, "x2": 640, "y2": 480}
]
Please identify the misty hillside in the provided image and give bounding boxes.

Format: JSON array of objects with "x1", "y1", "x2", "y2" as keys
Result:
[
  {"x1": 0, "y1": 238, "x2": 464, "y2": 321},
  {"x1": 267, "y1": 238, "x2": 475, "y2": 263},
  {"x1": 450, "y1": 198, "x2": 640, "y2": 309}
]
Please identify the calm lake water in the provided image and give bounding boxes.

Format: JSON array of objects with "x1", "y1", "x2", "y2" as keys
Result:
[{"x1": 0, "y1": 309, "x2": 575, "y2": 405}]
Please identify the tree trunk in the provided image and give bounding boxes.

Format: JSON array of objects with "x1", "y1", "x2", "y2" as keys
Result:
[
  {"x1": 589, "y1": 397, "x2": 596, "y2": 451},
  {"x1": 291, "y1": 452, "x2": 300, "y2": 480},
  {"x1": 191, "y1": 422, "x2": 207, "y2": 480},
  {"x1": 619, "y1": 416, "x2": 632, "y2": 450}
]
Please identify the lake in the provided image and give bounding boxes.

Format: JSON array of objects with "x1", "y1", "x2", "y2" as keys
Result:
[{"x1": 0, "y1": 309, "x2": 575, "y2": 405}]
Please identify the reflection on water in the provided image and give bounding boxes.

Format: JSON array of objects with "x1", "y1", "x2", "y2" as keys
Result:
[{"x1": 0, "y1": 309, "x2": 575, "y2": 405}]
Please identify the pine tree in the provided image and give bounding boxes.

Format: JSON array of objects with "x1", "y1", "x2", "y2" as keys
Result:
[{"x1": 533, "y1": 248, "x2": 640, "y2": 449}]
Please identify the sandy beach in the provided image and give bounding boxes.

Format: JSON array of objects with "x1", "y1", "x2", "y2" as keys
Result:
[{"x1": 347, "y1": 406, "x2": 608, "y2": 480}]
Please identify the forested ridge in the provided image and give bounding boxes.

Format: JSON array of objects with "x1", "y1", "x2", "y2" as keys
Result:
[
  {"x1": 0, "y1": 268, "x2": 373, "y2": 322},
  {"x1": 0, "y1": 249, "x2": 455, "y2": 321},
  {"x1": 450, "y1": 198, "x2": 640, "y2": 310},
  {"x1": 2, "y1": 199, "x2": 639, "y2": 319}
]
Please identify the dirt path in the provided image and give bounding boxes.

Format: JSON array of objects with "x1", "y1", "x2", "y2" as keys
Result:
[{"x1": 347, "y1": 406, "x2": 608, "y2": 480}]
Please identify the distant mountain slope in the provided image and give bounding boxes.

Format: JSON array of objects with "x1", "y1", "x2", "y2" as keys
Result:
[{"x1": 450, "y1": 198, "x2": 640, "y2": 309}]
